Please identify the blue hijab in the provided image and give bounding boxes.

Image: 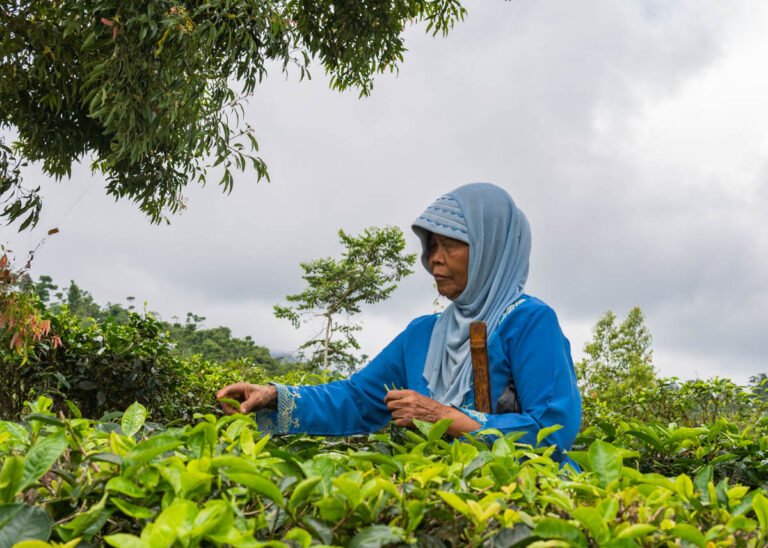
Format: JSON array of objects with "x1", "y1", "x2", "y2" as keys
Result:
[{"x1": 412, "y1": 183, "x2": 532, "y2": 406}]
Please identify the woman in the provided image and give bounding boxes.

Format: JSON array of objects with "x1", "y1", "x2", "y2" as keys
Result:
[{"x1": 217, "y1": 183, "x2": 582, "y2": 462}]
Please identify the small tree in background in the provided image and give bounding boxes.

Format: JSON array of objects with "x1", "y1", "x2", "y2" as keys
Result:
[
  {"x1": 751, "y1": 373, "x2": 768, "y2": 401},
  {"x1": 275, "y1": 226, "x2": 416, "y2": 372},
  {"x1": 577, "y1": 307, "x2": 656, "y2": 406}
]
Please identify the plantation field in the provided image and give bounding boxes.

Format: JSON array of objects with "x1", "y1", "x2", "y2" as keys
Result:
[
  {"x1": 1, "y1": 391, "x2": 767, "y2": 547},
  {"x1": 2, "y1": 278, "x2": 767, "y2": 546}
]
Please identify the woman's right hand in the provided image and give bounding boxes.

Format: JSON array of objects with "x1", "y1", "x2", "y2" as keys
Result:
[{"x1": 216, "y1": 383, "x2": 277, "y2": 415}]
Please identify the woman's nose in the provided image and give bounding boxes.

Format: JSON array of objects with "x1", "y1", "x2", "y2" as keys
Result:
[{"x1": 428, "y1": 248, "x2": 444, "y2": 268}]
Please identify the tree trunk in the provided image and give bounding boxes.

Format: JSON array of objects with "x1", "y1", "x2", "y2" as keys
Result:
[{"x1": 322, "y1": 314, "x2": 332, "y2": 370}]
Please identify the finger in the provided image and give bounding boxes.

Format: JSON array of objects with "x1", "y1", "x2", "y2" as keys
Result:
[
  {"x1": 383, "y1": 390, "x2": 399, "y2": 403},
  {"x1": 394, "y1": 417, "x2": 413, "y2": 427},
  {"x1": 219, "y1": 401, "x2": 237, "y2": 415},
  {"x1": 216, "y1": 382, "x2": 245, "y2": 400},
  {"x1": 240, "y1": 390, "x2": 264, "y2": 413},
  {"x1": 384, "y1": 389, "x2": 414, "y2": 402},
  {"x1": 390, "y1": 408, "x2": 408, "y2": 419},
  {"x1": 386, "y1": 398, "x2": 409, "y2": 411}
]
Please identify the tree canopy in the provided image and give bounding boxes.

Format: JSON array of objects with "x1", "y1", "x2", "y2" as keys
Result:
[
  {"x1": 576, "y1": 307, "x2": 656, "y2": 404},
  {"x1": 0, "y1": 0, "x2": 466, "y2": 229}
]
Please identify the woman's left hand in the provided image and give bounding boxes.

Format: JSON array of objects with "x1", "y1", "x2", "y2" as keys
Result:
[{"x1": 384, "y1": 389, "x2": 447, "y2": 426}]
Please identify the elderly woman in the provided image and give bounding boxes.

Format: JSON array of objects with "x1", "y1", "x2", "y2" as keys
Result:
[{"x1": 217, "y1": 183, "x2": 581, "y2": 463}]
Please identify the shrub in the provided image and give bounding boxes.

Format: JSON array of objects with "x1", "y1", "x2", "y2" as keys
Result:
[{"x1": 0, "y1": 397, "x2": 766, "y2": 546}]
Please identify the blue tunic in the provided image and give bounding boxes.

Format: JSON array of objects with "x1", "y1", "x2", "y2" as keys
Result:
[{"x1": 256, "y1": 295, "x2": 582, "y2": 462}]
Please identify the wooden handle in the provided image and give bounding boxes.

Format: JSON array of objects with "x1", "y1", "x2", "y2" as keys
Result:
[{"x1": 469, "y1": 321, "x2": 492, "y2": 413}]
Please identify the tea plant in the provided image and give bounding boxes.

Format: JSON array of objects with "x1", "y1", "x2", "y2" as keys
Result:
[{"x1": 1, "y1": 397, "x2": 767, "y2": 546}]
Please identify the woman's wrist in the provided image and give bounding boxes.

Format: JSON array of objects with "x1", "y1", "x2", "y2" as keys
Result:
[
  {"x1": 441, "y1": 405, "x2": 482, "y2": 437},
  {"x1": 264, "y1": 384, "x2": 278, "y2": 409}
]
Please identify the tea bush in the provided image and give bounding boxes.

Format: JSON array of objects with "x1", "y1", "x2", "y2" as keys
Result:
[
  {"x1": 1, "y1": 397, "x2": 767, "y2": 547},
  {"x1": 2, "y1": 306, "x2": 336, "y2": 423}
]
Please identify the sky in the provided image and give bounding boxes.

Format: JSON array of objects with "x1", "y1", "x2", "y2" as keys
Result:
[{"x1": 3, "y1": 0, "x2": 767, "y2": 384}]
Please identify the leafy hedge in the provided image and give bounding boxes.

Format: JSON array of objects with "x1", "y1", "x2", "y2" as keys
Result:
[
  {"x1": 2, "y1": 307, "x2": 333, "y2": 422},
  {"x1": 1, "y1": 397, "x2": 767, "y2": 547}
]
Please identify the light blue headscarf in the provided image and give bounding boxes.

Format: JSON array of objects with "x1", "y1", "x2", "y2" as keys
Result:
[{"x1": 412, "y1": 182, "x2": 531, "y2": 406}]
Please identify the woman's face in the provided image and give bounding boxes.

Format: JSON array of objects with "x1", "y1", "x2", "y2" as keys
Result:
[{"x1": 427, "y1": 233, "x2": 469, "y2": 300}]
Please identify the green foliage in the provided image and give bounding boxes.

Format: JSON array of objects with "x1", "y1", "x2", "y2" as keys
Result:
[
  {"x1": 1, "y1": 0, "x2": 466, "y2": 228},
  {"x1": 27, "y1": 275, "x2": 288, "y2": 372},
  {"x1": 0, "y1": 137, "x2": 39, "y2": 231},
  {"x1": 164, "y1": 313, "x2": 284, "y2": 374},
  {"x1": 2, "y1": 286, "x2": 338, "y2": 421},
  {"x1": 576, "y1": 416, "x2": 768, "y2": 490},
  {"x1": 0, "y1": 398, "x2": 766, "y2": 546},
  {"x1": 577, "y1": 307, "x2": 656, "y2": 408},
  {"x1": 5, "y1": 307, "x2": 183, "y2": 420},
  {"x1": 275, "y1": 226, "x2": 416, "y2": 372},
  {"x1": 751, "y1": 373, "x2": 768, "y2": 401}
]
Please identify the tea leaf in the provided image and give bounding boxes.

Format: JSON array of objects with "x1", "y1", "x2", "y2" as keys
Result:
[
  {"x1": 670, "y1": 523, "x2": 706, "y2": 547},
  {"x1": 121, "y1": 402, "x2": 147, "y2": 437},
  {"x1": 110, "y1": 498, "x2": 154, "y2": 520},
  {"x1": 0, "y1": 503, "x2": 52, "y2": 546},
  {"x1": 349, "y1": 525, "x2": 406, "y2": 548},
  {"x1": 533, "y1": 517, "x2": 588, "y2": 547},
  {"x1": 587, "y1": 440, "x2": 622, "y2": 488},
  {"x1": 536, "y1": 424, "x2": 564, "y2": 447},
  {"x1": 104, "y1": 533, "x2": 148, "y2": 548},
  {"x1": 288, "y1": 476, "x2": 322, "y2": 513},
  {"x1": 572, "y1": 507, "x2": 609, "y2": 544},
  {"x1": 106, "y1": 477, "x2": 145, "y2": 498},
  {"x1": 615, "y1": 523, "x2": 657, "y2": 540},
  {"x1": 0, "y1": 456, "x2": 24, "y2": 503},
  {"x1": 124, "y1": 434, "x2": 183, "y2": 467},
  {"x1": 19, "y1": 430, "x2": 67, "y2": 493},
  {"x1": 753, "y1": 492, "x2": 768, "y2": 538},
  {"x1": 437, "y1": 491, "x2": 469, "y2": 517},
  {"x1": 223, "y1": 471, "x2": 284, "y2": 505}
]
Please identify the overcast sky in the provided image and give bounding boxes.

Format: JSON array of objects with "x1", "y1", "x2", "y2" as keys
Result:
[{"x1": 3, "y1": 0, "x2": 767, "y2": 384}]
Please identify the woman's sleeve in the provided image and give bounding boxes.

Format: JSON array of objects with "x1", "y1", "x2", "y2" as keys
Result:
[
  {"x1": 254, "y1": 326, "x2": 410, "y2": 436},
  {"x1": 455, "y1": 306, "x2": 582, "y2": 458}
]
